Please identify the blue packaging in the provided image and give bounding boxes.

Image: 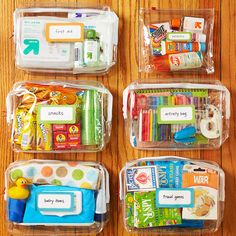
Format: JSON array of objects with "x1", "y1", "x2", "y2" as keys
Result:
[{"x1": 8, "y1": 198, "x2": 26, "y2": 223}]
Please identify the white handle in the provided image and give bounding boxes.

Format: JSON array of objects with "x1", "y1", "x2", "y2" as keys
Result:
[{"x1": 122, "y1": 87, "x2": 129, "y2": 119}]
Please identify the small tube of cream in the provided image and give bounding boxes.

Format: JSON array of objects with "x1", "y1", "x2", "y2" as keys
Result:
[{"x1": 161, "y1": 41, "x2": 206, "y2": 55}]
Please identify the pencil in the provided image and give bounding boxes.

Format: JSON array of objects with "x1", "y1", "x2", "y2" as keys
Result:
[
  {"x1": 139, "y1": 109, "x2": 142, "y2": 142},
  {"x1": 150, "y1": 109, "x2": 153, "y2": 141}
]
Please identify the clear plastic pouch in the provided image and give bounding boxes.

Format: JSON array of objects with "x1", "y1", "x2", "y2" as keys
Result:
[
  {"x1": 123, "y1": 80, "x2": 230, "y2": 149},
  {"x1": 7, "y1": 80, "x2": 112, "y2": 152},
  {"x1": 5, "y1": 159, "x2": 110, "y2": 235},
  {"x1": 139, "y1": 8, "x2": 214, "y2": 73},
  {"x1": 14, "y1": 7, "x2": 118, "y2": 74},
  {"x1": 119, "y1": 156, "x2": 225, "y2": 234}
]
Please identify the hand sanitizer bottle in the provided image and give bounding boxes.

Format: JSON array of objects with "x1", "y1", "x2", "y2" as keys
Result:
[{"x1": 84, "y1": 29, "x2": 100, "y2": 66}]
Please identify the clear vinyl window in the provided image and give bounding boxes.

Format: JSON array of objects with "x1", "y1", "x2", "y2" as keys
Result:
[
  {"x1": 123, "y1": 80, "x2": 230, "y2": 149},
  {"x1": 139, "y1": 9, "x2": 214, "y2": 73},
  {"x1": 14, "y1": 7, "x2": 118, "y2": 74},
  {"x1": 7, "y1": 81, "x2": 113, "y2": 152},
  {"x1": 5, "y1": 160, "x2": 110, "y2": 235},
  {"x1": 119, "y1": 156, "x2": 225, "y2": 234}
]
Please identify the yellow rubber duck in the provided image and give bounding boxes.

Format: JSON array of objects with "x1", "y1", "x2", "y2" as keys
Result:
[{"x1": 8, "y1": 177, "x2": 32, "y2": 200}]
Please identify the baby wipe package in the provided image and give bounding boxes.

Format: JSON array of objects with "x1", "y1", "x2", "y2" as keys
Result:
[
  {"x1": 14, "y1": 7, "x2": 118, "y2": 74},
  {"x1": 5, "y1": 160, "x2": 109, "y2": 235},
  {"x1": 139, "y1": 8, "x2": 214, "y2": 73},
  {"x1": 7, "y1": 80, "x2": 112, "y2": 152},
  {"x1": 119, "y1": 156, "x2": 225, "y2": 233},
  {"x1": 123, "y1": 80, "x2": 230, "y2": 149}
]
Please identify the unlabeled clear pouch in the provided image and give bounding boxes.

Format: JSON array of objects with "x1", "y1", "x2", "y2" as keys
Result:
[
  {"x1": 139, "y1": 8, "x2": 214, "y2": 73},
  {"x1": 5, "y1": 159, "x2": 110, "y2": 235},
  {"x1": 14, "y1": 7, "x2": 118, "y2": 74},
  {"x1": 7, "y1": 80, "x2": 112, "y2": 152},
  {"x1": 119, "y1": 156, "x2": 225, "y2": 234},
  {"x1": 123, "y1": 80, "x2": 230, "y2": 149}
]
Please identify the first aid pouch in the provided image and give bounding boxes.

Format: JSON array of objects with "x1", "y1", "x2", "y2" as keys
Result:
[
  {"x1": 119, "y1": 156, "x2": 225, "y2": 234},
  {"x1": 14, "y1": 7, "x2": 118, "y2": 74},
  {"x1": 123, "y1": 79, "x2": 230, "y2": 149},
  {"x1": 6, "y1": 80, "x2": 112, "y2": 152},
  {"x1": 5, "y1": 159, "x2": 109, "y2": 235}
]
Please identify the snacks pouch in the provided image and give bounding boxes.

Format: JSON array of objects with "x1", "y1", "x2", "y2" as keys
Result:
[
  {"x1": 7, "y1": 80, "x2": 112, "y2": 152},
  {"x1": 139, "y1": 8, "x2": 214, "y2": 73},
  {"x1": 5, "y1": 160, "x2": 110, "y2": 235},
  {"x1": 14, "y1": 7, "x2": 118, "y2": 74},
  {"x1": 119, "y1": 156, "x2": 225, "y2": 234},
  {"x1": 123, "y1": 80, "x2": 230, "y2": 149}
]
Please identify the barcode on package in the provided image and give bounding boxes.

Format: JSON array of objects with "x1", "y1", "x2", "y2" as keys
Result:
[{"x1": 74, "y1": 43, "x2": 84, "y2": 68}]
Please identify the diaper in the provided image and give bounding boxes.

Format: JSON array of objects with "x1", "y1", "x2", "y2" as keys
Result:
[{"x1": 10, "y1": 161, "x2": 101, "y2": 190}]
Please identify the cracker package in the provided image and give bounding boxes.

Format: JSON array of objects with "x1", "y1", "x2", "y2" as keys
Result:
[{"x1": 182, "y1": 163, "x2": 219, "y2": 220}]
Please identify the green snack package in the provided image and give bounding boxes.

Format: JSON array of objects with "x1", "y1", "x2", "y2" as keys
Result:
[
  {"x1": 125, "y1": 193, "x2": 134, "y2": 227},
  {"x1": 134, "y1": 191, "x2": 182, "y2": 228}
]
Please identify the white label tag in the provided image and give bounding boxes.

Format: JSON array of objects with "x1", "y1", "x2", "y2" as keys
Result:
[
  {"x1": 167, "y1": 32, "x2": 192, "y2": 41},
  {"x1": 156, "y1": 188, "x2": 194, "y2": 207},
  {"x1": 38, "y1": 191, "x2": 82, "y2": 217},
  {"x1": 158, "y1": 105, "x2": 195, "y2": 124},
  {"x1": 38, "y1": 193, "x2": 73, "y2": 210},
  {"x1": 46, "y1": 23, "x2": 84, "y2": 42},
  {"x1": 183, "y1": 17, "x2": 204, "y2": 33},
  {"x1": 38, "y1": 105, "x2": 76, "y2": 124}
]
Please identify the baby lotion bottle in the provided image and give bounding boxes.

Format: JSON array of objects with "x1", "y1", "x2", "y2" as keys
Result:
[{"x1": 84, "y1": 29, "x2": 100, "y2": 66}]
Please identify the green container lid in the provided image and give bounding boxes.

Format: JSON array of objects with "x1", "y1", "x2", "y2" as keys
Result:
[{"x1": 86, "y1": 29, "x2": 96, "y2": 39}]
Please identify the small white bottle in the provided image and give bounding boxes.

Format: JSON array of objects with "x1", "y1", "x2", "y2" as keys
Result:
[{"x1": 84, "y1": 29, "x2": 100, "y2": 66}]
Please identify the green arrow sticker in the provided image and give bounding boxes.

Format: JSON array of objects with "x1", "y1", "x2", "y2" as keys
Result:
[{"x1": 23, "y1": 39, "x2": 39, "y2": 55}]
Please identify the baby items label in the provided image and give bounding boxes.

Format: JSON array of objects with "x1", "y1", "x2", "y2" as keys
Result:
[
  {"x1": 38, "y1": 105, "x2": 77, "y2": 124},
  {"x1": 126, "y1": 166, "x2": 158, "y2": 191},
  {"x1": 37, "y1": 192, "x2": 74, "y2": 211},
  {"x1": 156, "y1": 188, "x2": 194, "y2": 208},
  {"x1": 37, "y1": 191, "x2": 82, "y2": 217},
  {"x1": 157, "y1": 105, "x2": 195, "y2": 124},
  {"x1": 45, "y1": 23, "x2": 84, "y2": 42}
]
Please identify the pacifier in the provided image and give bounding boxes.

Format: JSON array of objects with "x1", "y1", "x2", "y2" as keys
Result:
[{"x1": 200, "y1": 105, "x2": 221, "y2": 139}]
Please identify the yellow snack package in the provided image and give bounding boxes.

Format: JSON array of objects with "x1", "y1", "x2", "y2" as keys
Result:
[
  {"x1": 36, "y1": 122, "x2": 52, "y2": 151},
  {"x1": 20, "y1": 112, "x2": 36, "y2": 151},
  {"x1": 14, "y1": 108, "x2": 28, "y2": 145}
]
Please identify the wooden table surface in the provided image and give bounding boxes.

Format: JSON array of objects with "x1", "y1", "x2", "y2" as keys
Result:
[{"x1": 0, "y1": 0, "x2": 235, "y2": 235}]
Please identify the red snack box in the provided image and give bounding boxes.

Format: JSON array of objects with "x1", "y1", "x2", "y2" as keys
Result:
[
  {"x1": 67, "y1": 141, "x2": 80, "y2": 149},
  {"x1": 53, "y1": 131, "x2": 68, "y2": 150},
  {"x1": 67, "y1": 124, "x2": 81, "y2": 143},
  {"x1": 53, "y1": 124, "x2": 67, "y2": 132}
]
